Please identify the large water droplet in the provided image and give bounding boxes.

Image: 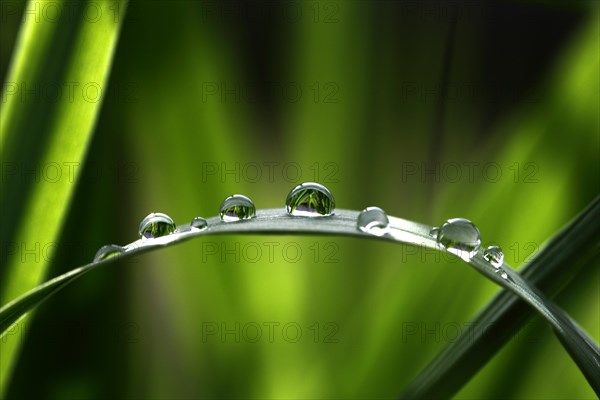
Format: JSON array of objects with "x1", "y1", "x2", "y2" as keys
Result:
[
  {"x1": 191, "y1": 217, "x2": 208, "y2": 230},
  {"x1": 220, "y1": 194, "x2": 256, "y2": 222},
  {"x1": 357, "y1": 207, "x2": 389, "y2": 236},
  {"x1": 93, "y1": 244, "x2": 125, "y2": 262},
  {"x1": 138, "y1": 212, "x2": 177, "y2": 239},
  {"x1": 483, "y1": 245, "x2": 504, "y2": 268},
  {"x1": 285, "y1": 182, "x2": 335, "y2": 217},
  {"x1": 435, "y1": 218, "x2": 481, "y2": 260}
]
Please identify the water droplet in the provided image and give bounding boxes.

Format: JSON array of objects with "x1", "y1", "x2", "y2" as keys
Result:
[
  {"x1": 429, "y1": 227, "x2": 439, "y2": 237},
  {"x1": 191, "y1": 217, "x2": 208, "y2": 230},
  {"x1": 436, "y1": 218, "x2": 481, "y2": 260},
  {"x1": 495, "y1": 269, "x2": 509, "y2": 280},
  {"x1": 220, "y1": 194, "x2": 256, "y2": 222},
  {"x1": 93, "y1": 244, "x2": 125, "y2": 262},
  {"x1": 138, "y1": 212, "x2": 177, "y2": 239},
  {"x1": 483, "y1": 245, "x2": 504, "y2": 268},
  {"x1": 357, "y1": 207, "x2": 389, "y2": 236},
  {"x1": 285, "y1": 182, "x2": 335, "y2": 217}
]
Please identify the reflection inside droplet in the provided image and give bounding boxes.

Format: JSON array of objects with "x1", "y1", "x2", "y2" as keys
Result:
[
  {"x1": 138, "y1": 212, "x2": 177, "y2": 239},
  {"x1": 483, "y1": 245, "x2": 504, "y2": 268},
  {"x1": 285, "y1": 182, "x2": 335, "y2": 217},
  {"x1": 435, "y1": 218, "x2": 481, "y2": 261},
  {"x1": 191, "y1": 216, "x2": 208, "y2": 230},
  {"x1": 357, "y1": 206, "x2": 390, "y2": 236},
  {"x1": 219, "y1": 194, "x2": 256, "y2": 222}
]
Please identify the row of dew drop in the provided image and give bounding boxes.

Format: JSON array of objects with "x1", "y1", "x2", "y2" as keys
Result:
[
  {"x1": 95, "y1": 182, "x2": 505, "y2": 275},
  {"x1": 137, "y1": 181, "x2": 336, "y2": 237},
  {"x1": 357, "y1": 207, "x2": 506, "y2": 276}
]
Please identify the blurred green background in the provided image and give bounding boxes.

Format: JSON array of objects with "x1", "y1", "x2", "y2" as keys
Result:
[{"x1": 1, "y1": 0, "x2": 599, "y2": 398}]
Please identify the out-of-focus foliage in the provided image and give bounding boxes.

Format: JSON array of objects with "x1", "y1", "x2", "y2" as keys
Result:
[
  {"x1": 1, "y1": 1, "x2": 598, "y2": 399},
  {"x1": 0, "y1": 0, "x2": 127, "y2": 396}
]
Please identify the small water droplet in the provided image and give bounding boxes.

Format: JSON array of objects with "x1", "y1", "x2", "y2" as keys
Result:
[
  {"x1": 436, "y1": 218, "x2": 481, "y2": 260},
  {"x1": 93, "y1": 244, "x2": 125, "y2": 262},
  {"x1": 495, "y1": 269, "x2": 509, "y2": 280},
  {"x1": 357, "y1": 207, "x2": 389, "y2": 236},
  {"x1": 483, "y1": 245, "x2": 504, "y2": 268},
  {"x1": 220, "y1": 194, "x2": 256, "y2": 222},
  {"x1": 430, "y1": 227, "x2": 439, "y2": 237},
  {"x1": 190, "y1": 217, "x2": 208, "y2": 230},
  {"x1": 138, "y1": 212, "x2": 177, "y2": 239},
  {"x1": 285, "y1": 182, "x2": 335, "y2": 217}
]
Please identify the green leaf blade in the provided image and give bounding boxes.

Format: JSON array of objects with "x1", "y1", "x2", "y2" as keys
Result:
[
  {"x1": 0, "y1": 0, "x2": 128, "y2": 396},
  {"x1": 401, "y1": 195, "x2": 600, "y2": 399}
]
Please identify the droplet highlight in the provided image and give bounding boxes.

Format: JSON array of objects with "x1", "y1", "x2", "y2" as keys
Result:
[
  {"x1": 285, "y1": 182, "x2": 335, "y2": 217},
  {"x1": 190, "y1": 217, "x2": 208, "y2": 230},
  {"x1": 93, "y1": 244, "x2": 125, "y2": 262},
  {"x1": 357, "y1": 207, "x2": 390, "y2": 236},
  {"x1": 495, "y1": 269, "x2": 509, "y2": 280},
  {"x1": 219, "y1": 194, "x2": 256, "y2": 222},
  {"x1": 138, "y1": 212, "x2": 177, "y2": 239},
  {"x1": 435, "y1": 218, "x2": 481, "y2": 261},
  {"x1": 483, "y1": 245, "x2": 504, "y2": 268}
]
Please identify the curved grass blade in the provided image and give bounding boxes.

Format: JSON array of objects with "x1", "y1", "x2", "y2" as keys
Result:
[
  {"x1": 400, "y1": 195, "x2": 600, "y2": 398},
  {"x1": 0, "y1": 0, "x2": 129, "y2": 395},
  {"x1": 0, "y1": 209, "x2": 429, "y2": 335},
  {"x1": 1, "y1": 207, "x2": 598, "y2": 395}
]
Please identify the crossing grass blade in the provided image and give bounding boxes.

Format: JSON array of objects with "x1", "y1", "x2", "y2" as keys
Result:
[{"x1": 400, "y1": 195, "x2": 600, "y2": 399}]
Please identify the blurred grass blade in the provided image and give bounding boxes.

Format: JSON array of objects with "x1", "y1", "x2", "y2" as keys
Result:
[
  {"x1": 0, "y1": 0, "x2": 128, "y2": 396},
  {"x1": 401, "y1": 195, "x2": 600, "y2": 399},
  {"x1": 1, "y1": 206, "x2": 599, "y2": 396},
  {"x1": 0, "y1": 265, "x2": 94, "y2": 334}
]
